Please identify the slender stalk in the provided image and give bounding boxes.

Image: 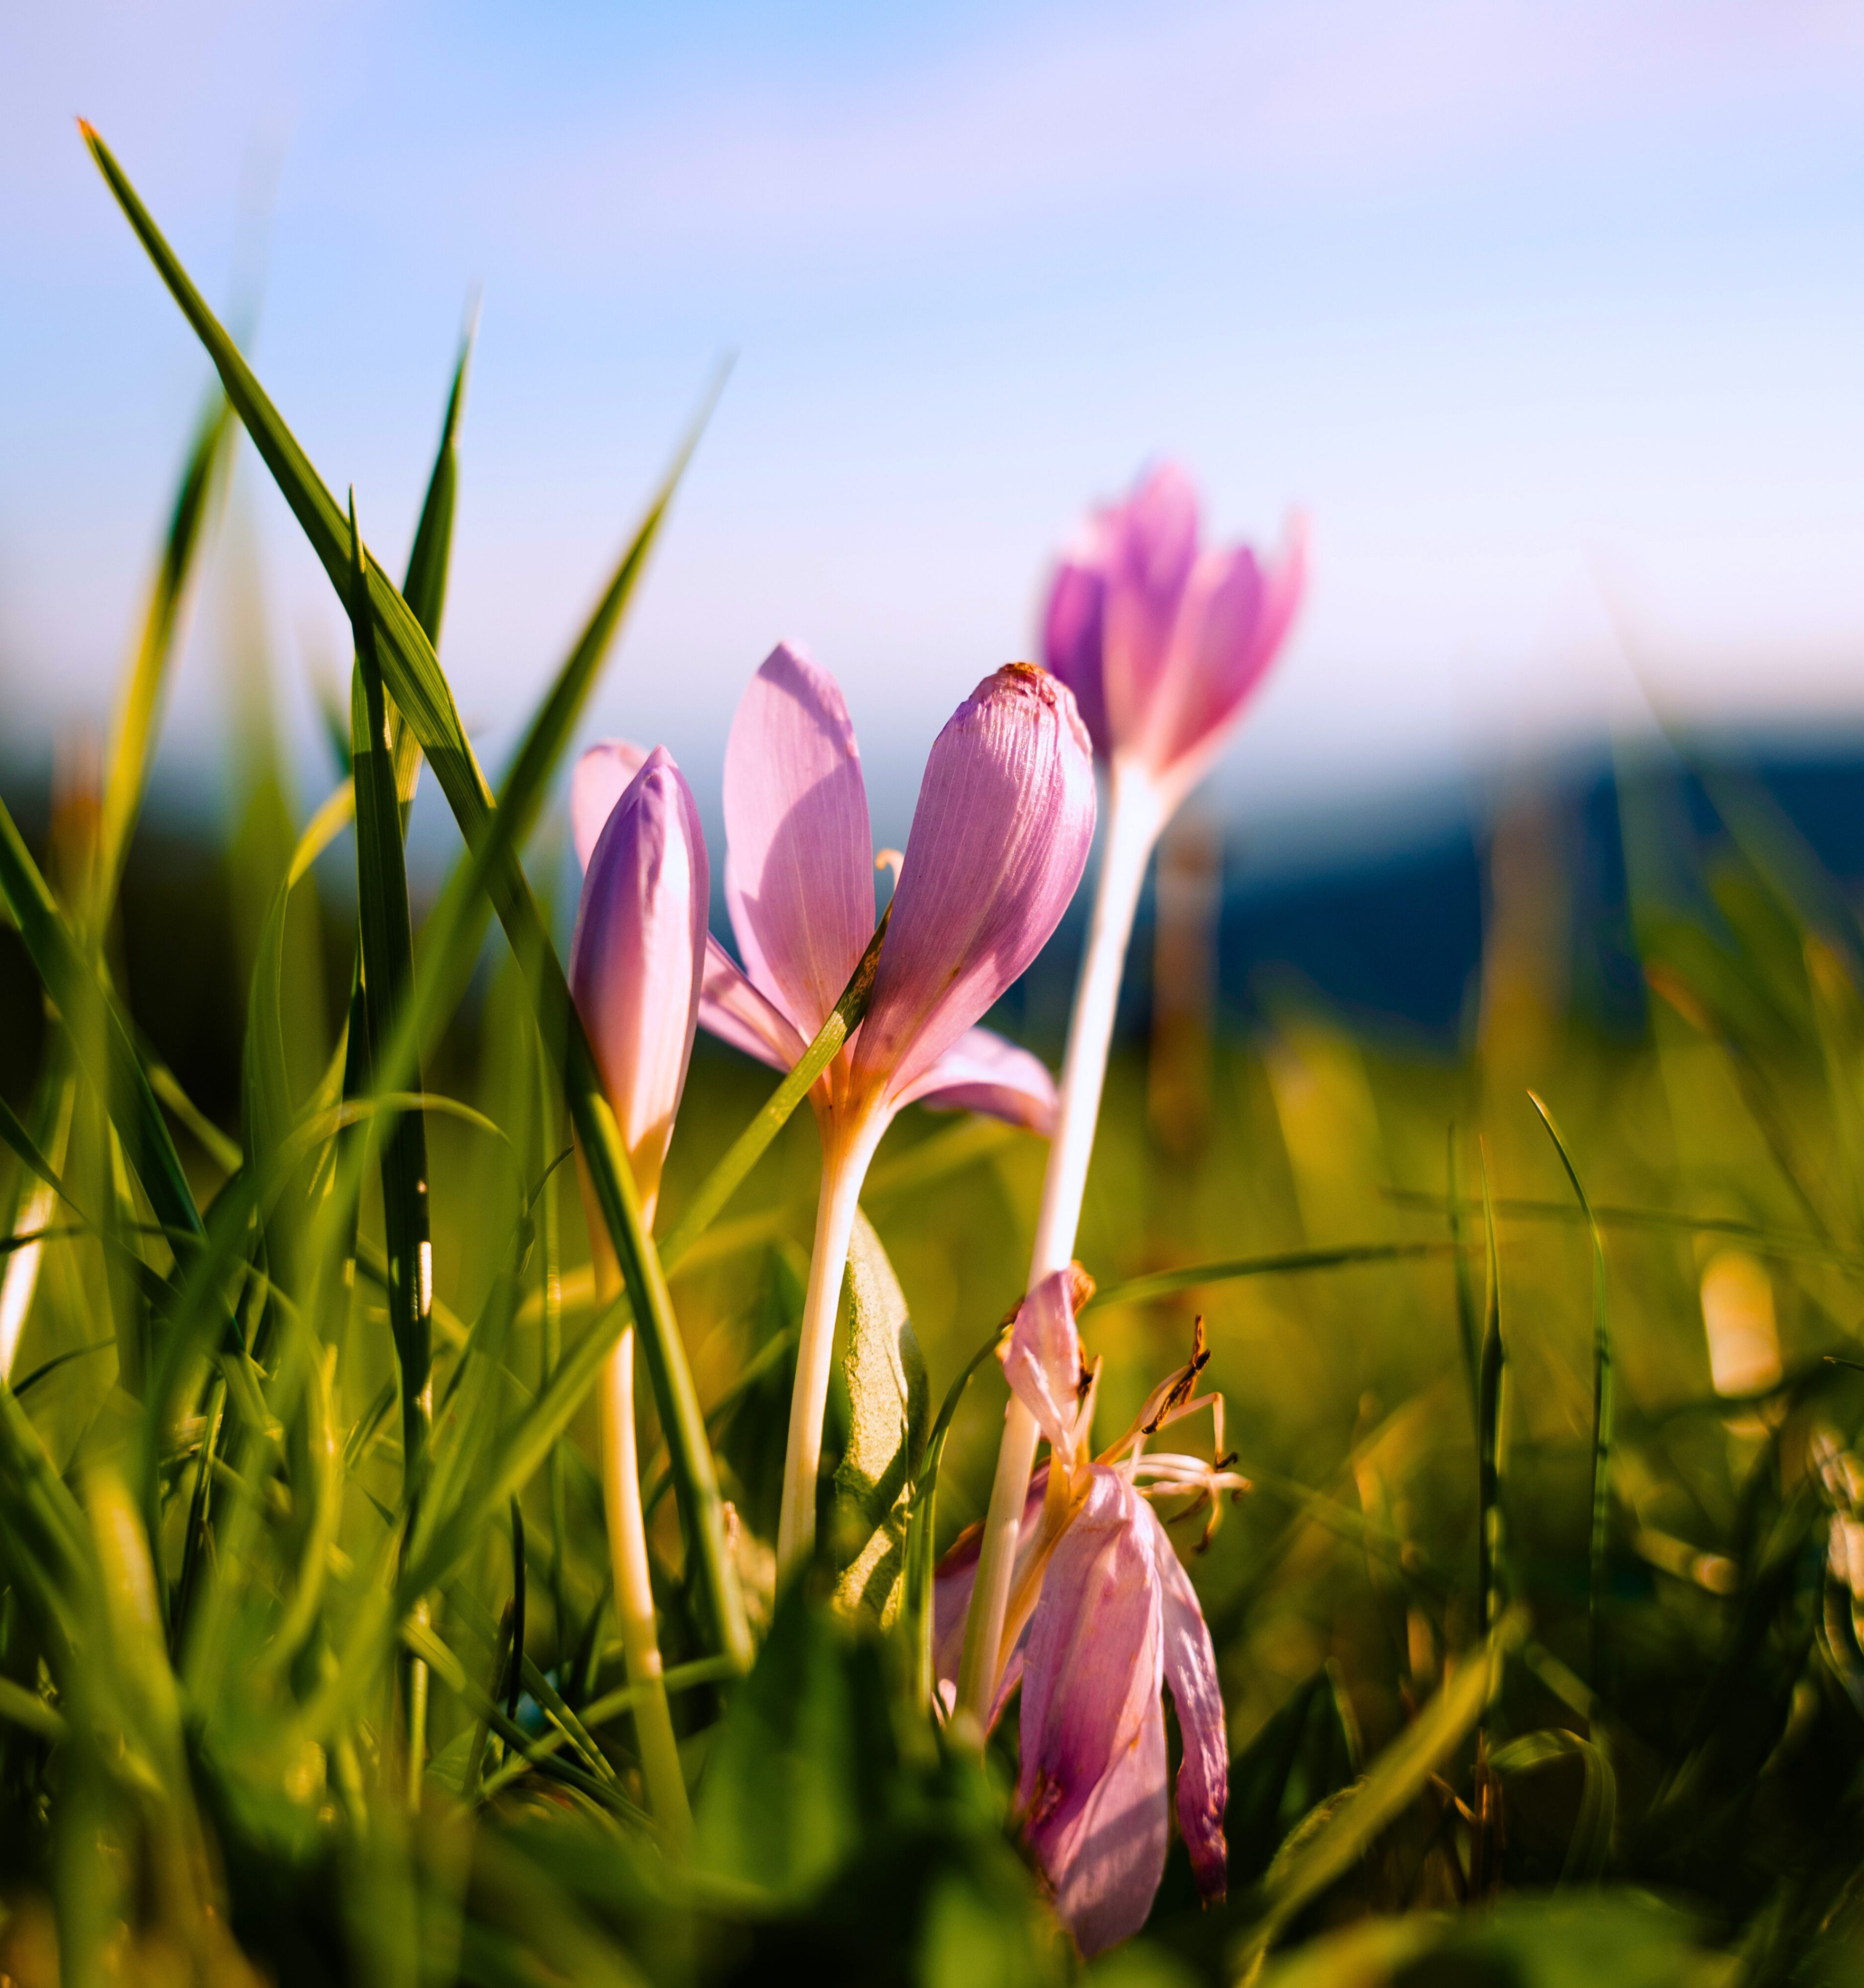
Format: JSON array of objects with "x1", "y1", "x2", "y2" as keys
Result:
[
  {"x1": 954, "y1": 761, "x2": 1162, "y2": 1728},
  {"x1": 586, "y1": 1194, "x2": 691, "y2": 1849},
  {"x1": 776, "y1": 1111, "x2": 890, "y2": 1575}
]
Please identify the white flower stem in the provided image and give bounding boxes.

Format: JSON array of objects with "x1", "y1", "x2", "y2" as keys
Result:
[
  {"x1": 776, "y1": 1112, "x2": 888, "y2": 1576},
  {"x1": 585, "y1": 1176, "x2": 691, "y2": 1851},
  {"x1": 599, "y1": 1324, "x2": 691, "y2": 1850},
  {"x1": 953, "y1": 761, "x2": 1164, "y2": 1729}
]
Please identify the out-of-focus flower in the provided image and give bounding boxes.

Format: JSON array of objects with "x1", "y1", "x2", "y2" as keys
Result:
[
  {"x1": 935, "y1": 1273, "x2": 1242, "y2": 1954},
  {"x1": 573, "y1": 648, "x2": 1098, "y2": 1573},
  {"x1": 1043, "y1": 461, "x2": 1305, "y2": 815},
  {"x1": 568, "y1": 745, "x2": 709, "y2": 1226}
]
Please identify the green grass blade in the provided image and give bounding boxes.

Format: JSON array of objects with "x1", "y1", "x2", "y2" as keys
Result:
[
  {"x1": 1447, "y1": 1125, "x2": 1481, "y2": 1416},
  {"x1": 0, "y1": 794, "x2": 201, "y2": 1247},
  {"x1": 80, "y1": 126, "x2": 748, "y2": 1668},
  {"x1": 401, "y1": 318, "x2": 473, "y2": 649},
  {"x1": 1084, "y1": 1239, "x2": 1461, "y2": 1312},
  {"x1": 412, "y1": 358, "x2": 725, "y2": 1056},
  {"x1": 1476, "y1": 1144, "x2": 1506, "y2": 1640},
  {"x1": 92, "y1": 390, "x2": 236, "y2": 928},
  {"x1": 1528, "y1": 1089, "x2": 1613, "y2": 1687},
  {"x1": 900, "y1": 1319, "x2": 1013, "y2": 1712},
  {"x1": 347, "y1": 492, "x2": 435, "y2": 1486}
]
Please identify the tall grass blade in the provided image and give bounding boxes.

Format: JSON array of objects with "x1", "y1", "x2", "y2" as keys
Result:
[
  {"x1": 901, "y1": 1319, "x2": 1013, "y2": 1711},
  {"x1": 80, "y1": 125, "x2": 748, "y2": 1669},
  {"x1": 1447, "y1": 1125, "x2": 1481, "y2": 1415},
  {"x1": 346, "y1": 493, "x2": 435, "y2": 1487},
  {"x1": 1528, "y1": 1089, "x2": 1612, "y2": 1686},
  {"x1": 414, "y1": 360, "x2": 726, "y2": 1049},
  {"x1": 93, "y1": 391, "x2": 236, "y2": 929},
  {"x1": 401, "y1": 319, "x2": 473, "y2": 650},
  {"x1": 0, "y1": 795, "x2": 201, "y2": 1247},
  {"x1": 1085, "y1": 1240, "x2": 1460, "y2": 1312},
  {"x1": 1476, "y1": 1144, "x2": 1506, "y2": 1638}
]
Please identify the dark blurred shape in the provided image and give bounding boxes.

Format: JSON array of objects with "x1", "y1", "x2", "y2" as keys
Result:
[{"x1": 1147, "y1": 807, "x2": 1222, "y2": 1156}]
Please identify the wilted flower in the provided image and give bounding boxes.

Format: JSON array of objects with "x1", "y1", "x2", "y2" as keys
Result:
[
  {"x1": 935, "y1": 1272, "x2": 1243, "y2": 1954},
  {"x1": 574, "y1": 646, "x2": 1097, "y2": 1571},
  {"x1": 1043, "y1": 460, "x2": 1305, "y2": 815}
]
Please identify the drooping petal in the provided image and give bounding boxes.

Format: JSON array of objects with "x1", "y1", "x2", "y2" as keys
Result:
[
  {"x1": 1019, "y1": 1466, "x2": 1167, "y2": 1955},
  {"x1": 1045, "y1": 1694, "x2": 1170, "y2": 1957},
  {"x1": 570, "y1": 739, "x2": 649, "y2": 872},
  {"x1": 1099, "y1": 462, "x2": 1200, "y2": 753},
  {"x1": 568, "y1": 747, "x2": 709, "y2": 1213},
  {"x1": 932, "y1": 1468, "x2": 1048, "y2": 1724},
  {"x1": 698, "y1": 934, "x2": 806, "y2": 1072},
  {"x1": 1142, "y1": 1501, "x2": 1229, "y2": 1902},
  {"x1": 1001, "y1": 1270, "x2": 1089, "y2": 1459},
  {"x1": 722, "y1": 642, "x2": 875, "y2": 1036},
  {"x1": 891, "y1": 1026, "x2": 1058, "y2": 1133},
  {"x1": 1042, "y1": 511, "x2": 1116, "y2": 760},
  {"x1": 851, "y1": 665, "x2": 1095, "y2": 1107}
]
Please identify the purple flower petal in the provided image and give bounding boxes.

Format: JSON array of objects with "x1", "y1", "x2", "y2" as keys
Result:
[
  {"x1": 1019, "y1": 1466, "x2": 1167, "y2": 1956},
  {"x1": 932, "y1": 1467, "x2": 1048, "y2": 1725},
  {"x1": 1001, "y1": 1270, "x2": 1089, "y2": 1459},
  {"x1": 722, "y1": 643, "x2": 875, "y2": 1038},
  {"x1": 1042, "y1": 511, "x2": 1115, "y2": 760},
  {"x1": 570, "y1": 740, "x2": 649, "y2": 872},
  {"x1": 891, "y1": 1026, "x2": 1058, "y2": 1134},
  {"x1": 1149, "y1": 520, "x2": 1308, "y2": 790},
  {"x1": 568, "y1": 747, "x2": 709, "y2": 1211},
  {"x1": 850, "y1": 665, "x2": 1095, "y2": 1107},
  {"x1": 699, "y1": 935, "x2": 806, "y2": 1071},
  {"x1": 1046, "y1": 1693, "x2": 1170, "y2": 1957},
  {"x1": 1142, "y1": 1500, "x2": 1229, "y2": 1902},
  {"x1": 1101, "y1": 462, "x2": 1200, "y2": 752}
]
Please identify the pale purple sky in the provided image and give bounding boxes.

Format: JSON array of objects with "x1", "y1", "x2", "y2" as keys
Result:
[{"x1": 6, "y1": 0, "x2": 1864, "y2": 858}]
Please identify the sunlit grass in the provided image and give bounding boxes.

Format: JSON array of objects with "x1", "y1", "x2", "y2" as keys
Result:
[{"x1": 0, "y1": 124, "x2": 1862, "y2": 1988}]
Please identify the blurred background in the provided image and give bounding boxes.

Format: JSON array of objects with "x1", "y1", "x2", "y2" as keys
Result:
[{"x1": 8, "y1": 0, "x2": 1864, "y2": 885}]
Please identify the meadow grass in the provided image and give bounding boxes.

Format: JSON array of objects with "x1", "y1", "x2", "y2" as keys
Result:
[{"x1": 1, "y1": 129, "x2": 1863, "y2": 1988}]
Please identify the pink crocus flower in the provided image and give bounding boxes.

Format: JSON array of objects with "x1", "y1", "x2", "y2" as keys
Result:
[
  {"x1": 573, "y1": 646, "x2": 1097, "y2": 1572},
  {"x1": 1043, "y1": 460, "x2": 1306, "y2": 816},
  {"x1": 566, "y1": 744, "x2": 709, "y2": 1844},
  {"x1": 955, "y1": 467, "x2": 1304, "y2": 1728},
  {"x1": 935, "y1": 1273, "x2": 1244, "y2": 1955},
  {"x1": 569, "y1": 745, "x2": 708, "y2": 1224}
]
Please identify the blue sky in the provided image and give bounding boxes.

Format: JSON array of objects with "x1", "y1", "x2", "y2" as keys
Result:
[{"x1": 6, "y1": 0, "x2": 1864, "y2": 858}]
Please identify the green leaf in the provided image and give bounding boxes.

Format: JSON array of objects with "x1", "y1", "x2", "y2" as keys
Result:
[
  {"x1": 829, "y1": 1211, "x2": 927, "y2": 1623},
  {"x1": 693, "y1": 1582, "x2": 896, "y2": 1901}
]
